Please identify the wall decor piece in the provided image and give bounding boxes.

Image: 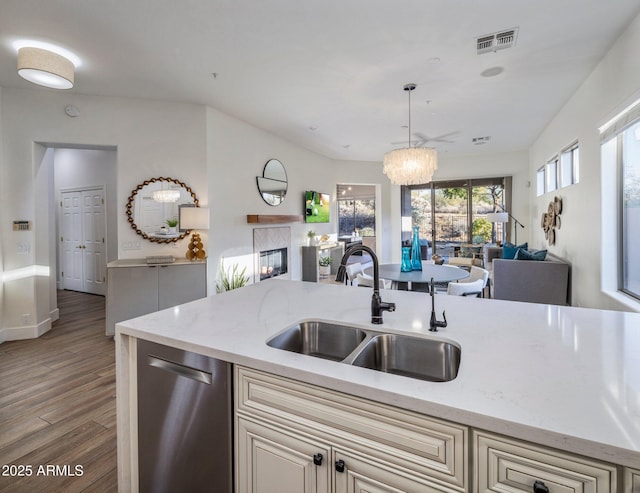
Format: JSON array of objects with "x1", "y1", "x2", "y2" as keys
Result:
[
  {"x1": 126, "y1": 177, "x2": 198, "y2": 243},
  {"x1": 541, "y1": 196, "x2": 562, "y2": 245},
  {"x1": 256, "y1": 159, "x2": 288, "y2": 206}
]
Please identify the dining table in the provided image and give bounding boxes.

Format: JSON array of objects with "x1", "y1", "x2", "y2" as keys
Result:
[{"x1": 366, "y1": 261, "x2": 470, "y2": 290}]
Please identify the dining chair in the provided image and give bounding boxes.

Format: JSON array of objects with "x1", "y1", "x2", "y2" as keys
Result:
[
  {"x1": 457, "y1": 266, "x2": 489, "y2": 297},
  {"x1": 446, "y1": 278, "x2": 485, "y2": 297}
]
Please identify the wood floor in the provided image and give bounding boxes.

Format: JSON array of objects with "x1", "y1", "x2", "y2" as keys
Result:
[{"x1": 0, "y1": 290, "x2": 117, "y2": 493}]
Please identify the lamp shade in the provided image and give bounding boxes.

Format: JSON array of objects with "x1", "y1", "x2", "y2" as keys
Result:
[
  {"x1": 17, "y1": 47, "x2": 74, "y2": 89},
  {"x1": 383, "y1": 147, "x2": 438, "y2": 185},
  {"x1": 486, "y1": 212, "x2": 509, "y2": 223},
  {"x1": 180, "y1": 207, "x2": 209, "y2": 230}
]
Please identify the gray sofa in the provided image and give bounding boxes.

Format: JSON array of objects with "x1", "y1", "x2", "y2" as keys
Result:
[{"x1": 487, "y1": 248, "x2": 571, "y2": 305}]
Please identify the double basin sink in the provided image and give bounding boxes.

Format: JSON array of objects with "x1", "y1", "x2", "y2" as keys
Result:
[{"x1": 266, "y1": 321, "x2": 460, "y2": 382}]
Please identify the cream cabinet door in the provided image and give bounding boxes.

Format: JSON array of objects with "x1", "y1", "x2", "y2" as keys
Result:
[
  {"x1": 333, "y1": 449, "x2": 458, "y2": 493},
  {"x1": 624, "y1": 468, "x2": 640, "y2": 493},
  {"x1": 237, "y1": 417, "x2": 331, "y2": 493}
]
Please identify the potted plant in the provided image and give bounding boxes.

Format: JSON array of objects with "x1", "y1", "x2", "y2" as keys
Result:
[
  {"x1": 165, "y1": 217, "x2": 179, "y2": 234},
  {"x1": 216, "y1": 261, "x2": 250, "y2": 293},
  {"x1": 307, "y1": 230, "x2": 316, "y2": 246},
  {"x1": 318, "y1": 256, "x2": 332, "y2": 278}
]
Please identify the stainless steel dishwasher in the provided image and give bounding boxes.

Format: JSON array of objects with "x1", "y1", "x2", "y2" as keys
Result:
[{"x1": 137, "y1": 339, "x2": 232, "y2": 493}]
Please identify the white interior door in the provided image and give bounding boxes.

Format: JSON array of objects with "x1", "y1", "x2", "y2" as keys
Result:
[
  {"x1": 82, "y1": 189, "x2": 106, "y2": 295},
  {"x1": 61, "y1": 191, "x2": 83, "y2": 291},
  {"x1": 61, "y1": 188, "x2": 106, "y2": 295}
]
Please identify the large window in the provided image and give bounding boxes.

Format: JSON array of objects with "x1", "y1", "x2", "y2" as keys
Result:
[
  {"x1": 337, "y1": 185, "x2": 375, "y2": 237},
  {"x1": 621, "y1": 119, "x2": 640, "y2": 299},
  {"x1": 402, "y1": 178, "x2": 508, "y2": 257}
]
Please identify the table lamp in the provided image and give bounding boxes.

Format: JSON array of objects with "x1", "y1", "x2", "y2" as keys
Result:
[{"x1": 180, "y1": 207, "x2": 210, "y2": 260}]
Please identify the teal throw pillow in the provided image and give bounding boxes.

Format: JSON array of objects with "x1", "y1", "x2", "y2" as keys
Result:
[
  {"x1": 514, "y1": 248, "x2": 547, "y2": 261},
  {"x1": 502, "y1": 242, "x2": 528, "y2": 259}
]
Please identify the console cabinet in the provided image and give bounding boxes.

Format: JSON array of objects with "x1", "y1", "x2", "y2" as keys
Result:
[
  {"x1": 106, "y1": 258, "x2": 206, "y2": 335},
  {"x1": 301, "y1": 243, "x2": 344, "y2": 282},
  {"x1": 235, "y1": 366, "x2": 467, "y2": 493}
]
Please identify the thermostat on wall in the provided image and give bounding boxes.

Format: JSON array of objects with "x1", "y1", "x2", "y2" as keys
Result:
[{"x1": 13, "y1": 220, "x2": 32, "y2": 231}]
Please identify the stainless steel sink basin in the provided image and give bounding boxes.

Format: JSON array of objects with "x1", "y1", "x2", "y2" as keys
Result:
[
  {"x1": 350, "y1": 334, "x2": 460, "y2": 382},
  {"x1": 266, "y1": 321, "x2": 367, "y2": 362},
  {"x1": 267, "y1": 321, "x2": 461, "y2": 382}
]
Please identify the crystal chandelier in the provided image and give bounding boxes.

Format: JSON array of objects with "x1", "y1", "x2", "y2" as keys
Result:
[
  {"x1": 152, "y1": 189, "x2": 180, "y2": 203},
  {"x1": 383, "y1": 84, "x2": 438, "y2": 185}
]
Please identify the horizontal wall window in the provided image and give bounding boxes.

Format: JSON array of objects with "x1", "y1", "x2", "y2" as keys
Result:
[
  {"x1": 536, "y1": 166, "x2": 545, "y2": 196},
  {"x1": 546, "y1": 156, "x2": 558, "y2": 192},
  {"x1": 537, "y1": 142, "x2": 579, "y2": 195},
  {"x1": 560, "y1": 143, "x2": 580, "y2": 187}
]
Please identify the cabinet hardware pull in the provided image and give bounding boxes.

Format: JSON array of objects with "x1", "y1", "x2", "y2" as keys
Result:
[
  {"x1": 335, "y1": 459, "x2": 345, "y2": 473},
  {"x1": 533, "y1": 480, "x2": 550, "y2": 493},
  {"x1": 313, "y1": 453, "x2": 323, "y2": 466}
]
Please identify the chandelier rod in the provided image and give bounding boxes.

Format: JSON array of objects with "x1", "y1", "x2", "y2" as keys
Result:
[{"x1": 404, "y1": 83, "x2": 416, "y2": 149}]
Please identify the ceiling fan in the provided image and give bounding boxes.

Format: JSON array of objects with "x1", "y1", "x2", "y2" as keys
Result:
[{"x1": 391, "y1": 131, "x2": 460, "y2": 147}]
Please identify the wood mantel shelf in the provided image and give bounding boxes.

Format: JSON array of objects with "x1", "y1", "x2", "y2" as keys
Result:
[{"x1": 246, "y1": 214, "x2": 304, "y2": 224}]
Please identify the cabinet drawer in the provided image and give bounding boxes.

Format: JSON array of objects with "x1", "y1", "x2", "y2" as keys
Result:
[
  {"x1": 475, "y1": 431, "x2": 617, "y2": 493},
  {"x1": 624, "y1": 467, "x2": 640, "y2": 493},
  {"x1": 236, "y1": 366, "x2": 468, "y2": 490}
]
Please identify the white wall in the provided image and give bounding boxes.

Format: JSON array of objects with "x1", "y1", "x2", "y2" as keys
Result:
[
  {"x1": 529, "y1": 11, "x2": 640, "y2": 311},
  {"x1": 0, "y1": 87, "x2": 207, "y2": 337},
  {"x1": 206, "y1": 107, "x2": 340, "y2": 293}
]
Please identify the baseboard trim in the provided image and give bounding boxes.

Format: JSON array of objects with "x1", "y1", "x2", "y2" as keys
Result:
[{"x1": 0, "y1": 318, "x2": 53, "y2": 343}]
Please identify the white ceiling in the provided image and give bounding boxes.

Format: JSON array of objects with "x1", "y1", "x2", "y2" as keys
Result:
[{"x1": 2, "y1": 0, "x2": 640, "y2": 161}]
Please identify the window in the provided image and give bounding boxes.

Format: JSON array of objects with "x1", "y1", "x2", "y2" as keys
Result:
[
  {"x1": 546, "y1": 157, "x2": 558, "y2": 192},
  {"x1": 620, "y1": 119, "x2": 640, "y2": 299},
  {"x1": 536, "y1": 166, "x2": 545, "y2": 196},
  {"x1": 560, "y1": 143, "x2": 579, "y2": 187},
  {"x1": 537, "y1": 142, "x2": 580, "y2": 196},
  {"x1": 402, "y1": 177, "x2": 507, "y2": 258},
  {"x1": 337, "y1": 185, "x2": 376, "y2": 237}
]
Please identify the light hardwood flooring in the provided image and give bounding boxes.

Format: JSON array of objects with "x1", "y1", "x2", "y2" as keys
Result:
[{"x1": 0, "y1": 290, "x2": 116, "y2": 493}]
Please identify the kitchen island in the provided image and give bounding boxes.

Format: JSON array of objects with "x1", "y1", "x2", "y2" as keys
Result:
[{"x1": 115, "y1": 279, "x2": 640, "y2": 492}]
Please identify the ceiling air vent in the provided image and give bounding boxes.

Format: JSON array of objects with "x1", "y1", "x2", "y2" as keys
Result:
[
  {"x1": 477, "y1": 28, "x2": 518, "y2": 54},
  {"x1": 472, "y1": 136, "x2": 491, "y2": 145}
]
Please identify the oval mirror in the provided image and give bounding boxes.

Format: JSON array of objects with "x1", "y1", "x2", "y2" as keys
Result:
[
  {"x1": 256, "y1": 159, "x2": 288, "y2": 206},
  {"x1": 126, "y1": 177, "x2": 199, "y2": 243}
]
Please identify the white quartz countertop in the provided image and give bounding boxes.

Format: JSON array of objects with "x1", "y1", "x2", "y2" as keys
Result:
[{"x1": 116, "y1": 279, "x2": 640, "y2": 467}]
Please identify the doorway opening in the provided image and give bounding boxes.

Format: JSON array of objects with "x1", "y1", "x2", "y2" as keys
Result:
[
  {"x1": 54, "y1": 147, "x2": 117, "y2": 296},
  {"x1": 35, "y1": 145, "x2": 117, "y2": 302},
  {"x1": 336, "y1": 184, "x2": 378, "y2": 254}
]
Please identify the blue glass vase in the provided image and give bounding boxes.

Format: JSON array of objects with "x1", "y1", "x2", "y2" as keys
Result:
[
  {"x1": 411, "y1": 225, "x2": 422, "y2": 271},
  {"x1": 401, "y1": 247, "x2": 412, "y2": 272}
]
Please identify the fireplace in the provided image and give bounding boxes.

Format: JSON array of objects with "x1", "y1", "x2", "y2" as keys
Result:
[
  {"x1": 259, "y1": 247, "x2": 288, "y2": 280},
  {"x1": 253, "y1": 227, "x2": 291, "y2": 283}
]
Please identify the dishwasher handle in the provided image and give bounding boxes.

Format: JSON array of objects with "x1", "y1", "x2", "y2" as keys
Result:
[{"x1": 147, "y1": 355, "x2": 212, "y2": 385}]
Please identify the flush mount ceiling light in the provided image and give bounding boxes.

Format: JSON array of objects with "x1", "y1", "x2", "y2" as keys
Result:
[
  {"x1": 383, "y1": 84, "x2": 438, "y2": 185},
  {"x1": 153, "y1": 190, "x2": 181, "y2": 203},
  {"x1": 17, "y1": 47, "x2": 74, "y2": 89}
]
